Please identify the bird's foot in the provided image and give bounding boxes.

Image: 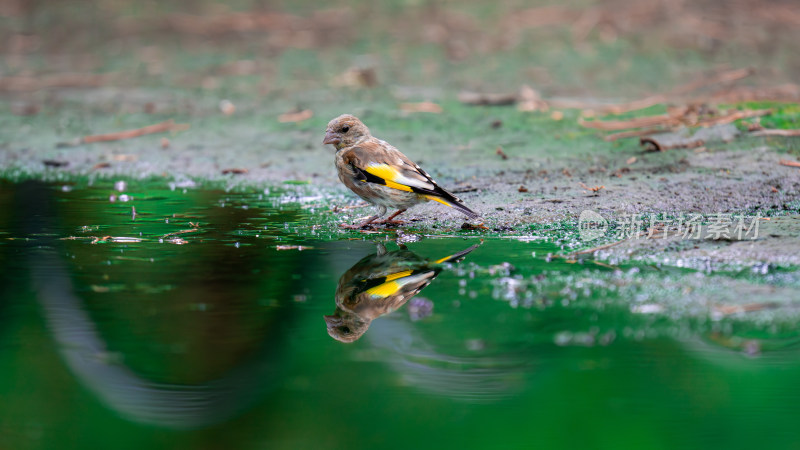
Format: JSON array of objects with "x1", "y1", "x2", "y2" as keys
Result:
[
  {"x1": 375, "y1": 219, "x2": 405, "y2": 226},
  {"x1": 339, "y1": 223, "x2": 365, "y2": 229}
]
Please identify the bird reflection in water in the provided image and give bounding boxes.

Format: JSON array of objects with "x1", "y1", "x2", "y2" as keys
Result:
[{"x1": 324, "y1": 241, "x2": 480, "y2": 343}]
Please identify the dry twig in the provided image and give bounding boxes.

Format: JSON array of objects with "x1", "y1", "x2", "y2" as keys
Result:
[
  {"x1": 579, "y1": 114, "x2": 678, "y2": 131},
  {"x1": 551, "y1": 95, "x2": 665, "y2": 115},
  {"x1": 161, "y1": 226, "x2": 201, "y2": 240},
  {"x1": 278, "y1": 109, "x2": 313, "y2": 123},
  {"x1": 579, "y1": 182, "x2": 605, "y2": 193},
  {"x1": 399, "y1": 102, "x2": 442, "y2": 113},
  {"x1": 640, "y1": 136, "x2": 704, "y2": 152},
  {"x1": 752, "y1": 129, "x2": 800, "y2": 137},
  {"x1": 82, "y1": 120, "x2": 189, "y2": 144},
  {"x1": 569, "y1": 237, "x2": 632, "y2": 256},
  {"x1": 779, "y1": 159, "x2": 800, "y2": 168},
  {"x1": 695, "y1": 108, "x2": 771, "y2": 127},
  {"x1": 221, "y1": 168, "x2": 249, "y2": 174},
  {"x1": 604, "y1": 128, "x2": 666, "y2": 142}
]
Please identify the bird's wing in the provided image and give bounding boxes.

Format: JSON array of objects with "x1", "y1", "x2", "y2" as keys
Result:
[
  {"x1": 342, "y1": 139, "x2": 480, "y2": 219},
  {"x1": 344, "y1": 140, "x2": 457, "y2": 199},
  {"x1": 359, "y1": 269, "x2": 437, "y2": 299}
]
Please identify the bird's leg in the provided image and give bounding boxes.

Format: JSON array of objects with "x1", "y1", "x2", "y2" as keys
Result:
[
  {"x1": 339, "y1": 213, "x2": 382, "y2": 229},
  {"x1": 376, "y1": 209, "x2": 407, "y2": 225},
  {"x1": 340, "y1": 206, "x2": 386, "y2": 229}
]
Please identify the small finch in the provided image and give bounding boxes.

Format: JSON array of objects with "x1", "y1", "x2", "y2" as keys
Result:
[
  {"x1": 324, "y1": 242, "x2": 481, "y2": 343},
  {"x1": 323, "y1": 114, "x2": 479, "y2": 228}
]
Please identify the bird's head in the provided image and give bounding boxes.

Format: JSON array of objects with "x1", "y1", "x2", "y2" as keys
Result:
[
  {"x1": 323, "y1": 114, "x2": 370, "y2": 150},
  {"x1": 324, "y1": 311, "x2": 370, "y2": 343}
]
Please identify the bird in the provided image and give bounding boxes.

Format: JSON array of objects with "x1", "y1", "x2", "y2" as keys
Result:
[
  {"x1": 322, "y1": 114, "x2": 479, "y2": 229},
  {"x1": 324, "y1": 241, "x2": 481, "y2": 343}
]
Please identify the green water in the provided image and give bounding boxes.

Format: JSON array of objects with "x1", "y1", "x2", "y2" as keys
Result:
[{"x1": 1, "y1": 180, "x2": 800, "y2": 449}]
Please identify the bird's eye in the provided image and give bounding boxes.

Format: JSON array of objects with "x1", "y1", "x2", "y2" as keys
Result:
[
  {"x1": 341, "y1": 126, "x2": 350, "y2": 133},
  {"x1": 341, "y1": 326, "x2": 351, "y2": 334}
]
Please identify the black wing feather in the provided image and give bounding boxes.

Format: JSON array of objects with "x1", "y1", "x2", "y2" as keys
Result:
[{"x1": 351, "y1": 164, "x2": 386, "y2": 186}]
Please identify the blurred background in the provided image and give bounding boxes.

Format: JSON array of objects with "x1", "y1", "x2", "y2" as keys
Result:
[
  {"x1": 2, "y1": 0, "x2": 799, "y2": 101},
  {"x1": 3, "y1": 0, "x2": 799, "y2": 184}
]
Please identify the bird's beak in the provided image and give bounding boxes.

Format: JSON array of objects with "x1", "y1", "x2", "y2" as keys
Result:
[
  {"x1": 324, "y1": 315, "x2": 342, "y2": 327},
  {"x1": 323, "y1": 130, "x2": 341, "y2": 146}
]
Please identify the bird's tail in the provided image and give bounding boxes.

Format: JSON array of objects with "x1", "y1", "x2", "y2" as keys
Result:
[
  {"x1": 450, "y1": 200, "x2": 480, "y2": 219},
  {"x1": 424, "y1": 195, "x2": 480, "y2": 219},
  {"x1": 433, "y1": 241, "x2": 483, "y2": 264}
]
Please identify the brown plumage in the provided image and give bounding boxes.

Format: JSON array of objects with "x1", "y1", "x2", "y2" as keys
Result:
[
  {"x1": 323, "y1": 114, "x2": 479, "y2": 228},
  {"x1": 324, "y1": 242, "x2": 480, "y2": 343}
]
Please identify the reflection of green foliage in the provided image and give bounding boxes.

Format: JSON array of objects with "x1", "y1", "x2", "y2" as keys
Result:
[
  {"x1": 14, "y1": 181, "x2": 313, "y2": 384},
  {"x1": 1, "y1": 182, "x2": 800, "y2": 448}
]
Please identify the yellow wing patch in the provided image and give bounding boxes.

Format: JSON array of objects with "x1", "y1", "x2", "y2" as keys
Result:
[
  {"x1": 385, "y1": 180, "x2": 413, "y2": 192},
  {"x1": 365, "y1": 164, "x2": 399, "y2": 181},
  {"x1": 433, "y1": 254, "x2": 454, "y2": 264},
  {"x1": 424, "y1": 195, "x2": 451, "y2": 207},
  {"x1": 365, "y1": 164, "x2": 413, "y2": 192},
  {"x1": 365, "y1": 281, "x2": 400, "y2": 298},
  {"x1": 385, "y1": 269, "x2": 413, "y2": 282}
]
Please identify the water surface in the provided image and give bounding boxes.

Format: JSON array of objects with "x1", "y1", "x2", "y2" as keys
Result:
[{"x1": 1, "y1": 181, "x2": 799, "y2": 449}]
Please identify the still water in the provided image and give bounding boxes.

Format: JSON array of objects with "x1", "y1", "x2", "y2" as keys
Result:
[{"x1": 1, "y1": 180, "x2": 799, "y2": 449}]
